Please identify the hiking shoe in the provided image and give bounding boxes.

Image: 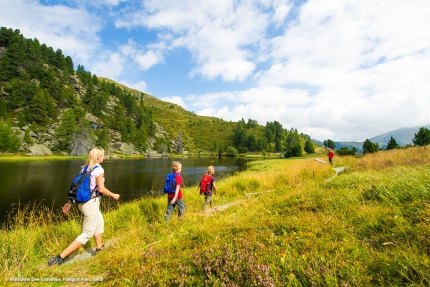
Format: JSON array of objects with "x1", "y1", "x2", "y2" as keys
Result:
[
  {"x1": 48, "y1": 254, "x2": 64, "y2": 266},
  {"x1": 95, "y1": 244, "x2": 105, "y2": 253}
]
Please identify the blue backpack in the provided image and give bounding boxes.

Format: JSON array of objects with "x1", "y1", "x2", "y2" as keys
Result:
[
  {"x1": 67, "y1": 166, "x2": 99, "y2": 204},
  {"x1": 163, "y1": 173, "x2": 177, "y2": 194}
]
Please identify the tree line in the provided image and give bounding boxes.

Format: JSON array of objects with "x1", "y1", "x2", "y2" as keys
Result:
[{"x1": 230, "y1": 119, "x2": 315, "y2": 157}]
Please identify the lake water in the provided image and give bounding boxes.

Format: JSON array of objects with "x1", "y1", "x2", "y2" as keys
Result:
[{"x1": 0, "y1": 157, "x2": 252, "y2": 224}]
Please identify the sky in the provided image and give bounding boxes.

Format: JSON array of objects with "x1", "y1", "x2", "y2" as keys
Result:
[{"x1": 2, "y1": 0, "x2": 430, "y2": 142}]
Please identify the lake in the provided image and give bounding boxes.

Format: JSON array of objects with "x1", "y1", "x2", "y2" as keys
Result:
[{"x1": 0, "y1": 157, "x2": 252, "y2": 224}]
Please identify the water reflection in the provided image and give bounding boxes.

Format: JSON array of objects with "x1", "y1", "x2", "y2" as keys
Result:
[{"x1": 0, "y1": 157, "x2": 252, "y2": 223}]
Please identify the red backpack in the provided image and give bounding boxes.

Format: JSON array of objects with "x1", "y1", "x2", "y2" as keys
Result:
[{"x1": 199, "y1": 174, "x2": 213, "y2": 194}]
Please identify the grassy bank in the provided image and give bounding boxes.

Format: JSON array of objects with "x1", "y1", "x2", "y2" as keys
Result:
[
  {"x1": 0, "y1": 155, "x2": 87, "y2": 161},
  {"x1": 1, "y1": 148, "x2": 429, "y2": 286}
]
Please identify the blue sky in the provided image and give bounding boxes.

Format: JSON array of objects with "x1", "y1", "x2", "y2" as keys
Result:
[{"x1": 2, "y1": 0, "x2": 430, "y2": 141}]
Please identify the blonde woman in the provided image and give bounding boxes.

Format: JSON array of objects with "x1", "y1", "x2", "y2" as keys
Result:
[{"x1": 48, "y1": 147, "x2": 120, "y2": 266}]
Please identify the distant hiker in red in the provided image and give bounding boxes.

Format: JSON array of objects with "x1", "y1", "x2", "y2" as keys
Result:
[
  {"x1": 327, "y1": 149, "x2": 335, "y2": 165},
  {"x1": 199, "y1": 165, "x2": 217, "y2": 214}
]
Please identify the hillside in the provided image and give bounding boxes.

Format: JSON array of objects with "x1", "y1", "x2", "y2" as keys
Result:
[{"x1": 98, "y1": 77, "x2": 241, "y2": 153}]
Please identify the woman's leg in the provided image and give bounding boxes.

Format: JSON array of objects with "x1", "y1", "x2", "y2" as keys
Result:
[
  {"x1": 94, "y1": 234, "x2": 103, "y2": 249},
  {"x1": 60, "y1": 240, "x2": 82, "y2": 258}
]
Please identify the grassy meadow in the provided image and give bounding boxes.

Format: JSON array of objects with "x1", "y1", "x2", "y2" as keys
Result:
[{"x1": 1, "y1": 147, "x2": 430, "y2": 286}]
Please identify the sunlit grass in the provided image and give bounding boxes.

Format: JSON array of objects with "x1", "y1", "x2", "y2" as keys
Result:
[
  {"x1": 1, "y1": 147, "x2": 430, "y2": 286},
  {"x1": 0, "y1": 155, "x2": 86, "y2": 162}
]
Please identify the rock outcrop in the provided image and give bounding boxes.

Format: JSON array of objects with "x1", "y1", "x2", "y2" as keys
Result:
[{"x1": 27, "y1": 144, "x2": 53, "y2": 156}]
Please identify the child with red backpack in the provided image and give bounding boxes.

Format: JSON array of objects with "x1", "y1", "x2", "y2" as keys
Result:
[{"x1": 199, "y1": 165, "x2": 217, "y2": 214}]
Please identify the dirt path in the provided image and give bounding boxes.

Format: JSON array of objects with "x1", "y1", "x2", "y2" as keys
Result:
[
  {"x1": 326, "y1": 166, "x2": 346, "y2": 182},
  {"x1": 201, "y1": 200, "x2": 244, "y2": 215}
]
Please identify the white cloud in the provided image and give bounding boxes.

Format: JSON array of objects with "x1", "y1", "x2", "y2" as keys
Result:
[
  {"x1": 272, "y1": 0, "x2": 292, "y2": 27},
  {"x1": 116, "y1": 0, "x2": 270, "y2": 81},
  {"x1": 91, "y1": 52, "x2": 125, "y2": 79},
  {"x1": 135, "y1": 50, "x2": 164, "y2": 71},
  {"x1": 90, "y1": 0, "x2": 126, "y2": 6},
  {"x1": 160, "y1": 96, "x2": 188, "y2": 110},
  {"x1": 120, "y1": 40, "x2": 165, "y2": 71},
  {"x1": 188, "y1": 85, "x2": 311, "y2": 109},
  {"x1": 119, "y1": 80, "x2": 148, "y2": 93},
  {"x1": 1, "y1": 0, "x2": 102, "y2": 65},
  {"x1": 247, "y1": 0, "x2": 430, "y2": 140}
]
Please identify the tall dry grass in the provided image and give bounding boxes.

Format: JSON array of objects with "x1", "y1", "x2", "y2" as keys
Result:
[{"x1": 353, "y1": 147, "x2": 430, "y2": 171}]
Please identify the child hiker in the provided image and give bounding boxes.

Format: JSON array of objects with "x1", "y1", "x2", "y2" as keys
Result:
[
  {"x1": 200, "y1": 165, "x2": 217, "y2": 214},
  {"x1": 164, "y1": 161, "x2": 185, "y2": 221},
  {"x1": 48, "y1": 147, "x2": 120, "y2": 266}
]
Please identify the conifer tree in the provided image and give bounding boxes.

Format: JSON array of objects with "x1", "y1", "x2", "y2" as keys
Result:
[
  {"x1": 275, "y1": 137, "x2": 282, "y2": 152},
  {"x1": 324, "y1": 139, "x2": 336, "y2": 150},
  {"x1": 0, "y1": 98, "x2": 6, "y2": 117},
  {"x1": 26, "y1": 89, "x2": 49, "y2": 123},
  {"x1": 304, "y1": 139, "x2": 315, "y2": 154},
  {"x1": 247, "y1": 134, "x2": 257, "y2": 151},
  {"x1": 83, "y1": 81, "x2": 95, "y2": 105},
  {"x1": 95, "y1": 128, "x2": 110, "y2": 152},
  {"x1": 134, "y1": 127, "x2": 148, "y2": 152},
  {"x1": 386, "y1": 136, "x2": 399, "y2": 150},
  {"x1": 363, "y1": 139, "x2": 379, "y2": 154},
  {"x1": 233, "y1": 120, "x2": 247, "y2": 147},
  {"x1": 24, "y1": 128, "x2": 33, "y2": 145},
  {"x1": 285, "y1": 128, "x2": 302, "y2": 157},
  {"x1": 0, "y1": 118, "x2": 21, "y2": 152},
  {"x1": 65, "y1": 56, "x2": 74, "y2": 76},
  {"x1": 56, "y1": 109, "x2": 77, "y2": 149},
  {"x1": 265, "y1": 122, "x2": 276, "y2": 143},
  {"x1": 412, "y1": 127, "x2": 430, "y2": 146},
  {"x1": 0, "y1": 39, "x2": 25, "y2": 81},
  {"x1": 25, "y1": 38, "x2": 42, "y2": 64}
]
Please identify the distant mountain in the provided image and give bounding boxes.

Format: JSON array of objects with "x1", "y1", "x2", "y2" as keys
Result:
[
  {"x1": 369, "y1": 126, "x2": 430, "y2": 146},
  {"x1": 313, "y1": 125, "x2": 430, "y2": 153}
]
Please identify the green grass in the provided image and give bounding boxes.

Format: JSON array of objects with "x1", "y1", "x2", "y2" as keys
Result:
[
  {"x1": 0, "y1": 155, "x2": 87, "y2": 161},
  {"x1": 1, "y1": 147, "x2": 429, "y2": 286}
]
